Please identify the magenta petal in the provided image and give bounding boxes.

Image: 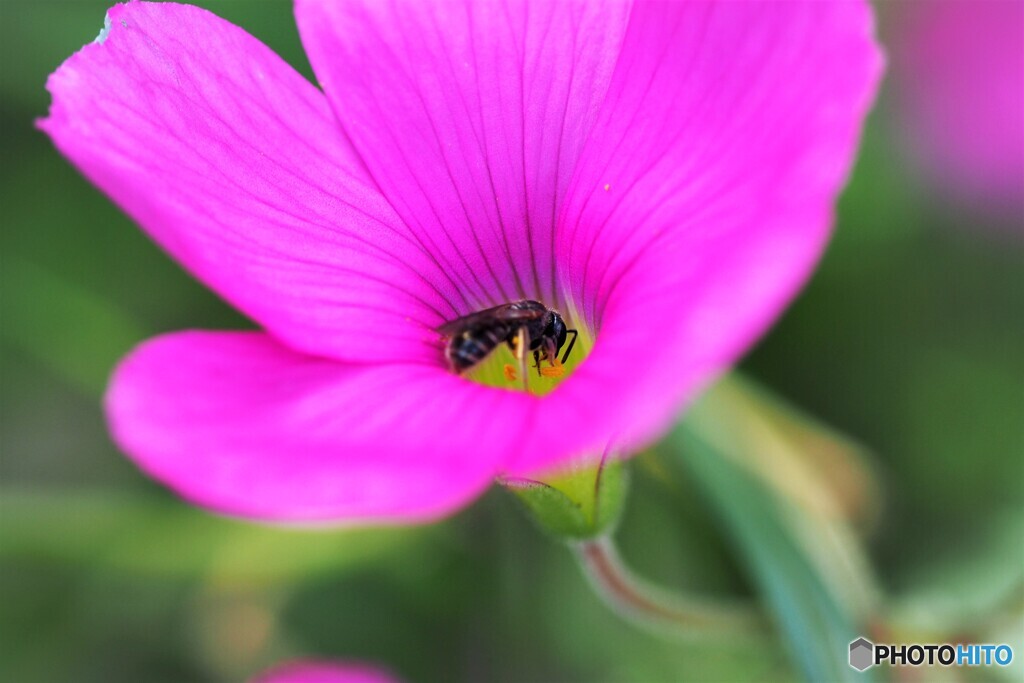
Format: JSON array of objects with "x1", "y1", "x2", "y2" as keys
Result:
[
  {"x1": 894, "y1": 0, "x2": 1024, "y2": 215},
  {"x1": 253, "y1": 661, "x2": 399, "y2": 683},
  {"x1": 40, "y1": 2, "x2": 460, "y2": 364},
  {"x1": 512, "y1": 1, "x2": 883, "y2": 474},
  {"x1": 107, "y1": 331, "x2": 527, "y2": 523},
  {"x1": 295, "y1": 0, "x2": 630, "y2": 309}
]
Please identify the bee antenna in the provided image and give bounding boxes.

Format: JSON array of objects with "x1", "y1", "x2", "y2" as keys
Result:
[{"x1": 560, "y1": 329, "x2": 579, "y2": 365}]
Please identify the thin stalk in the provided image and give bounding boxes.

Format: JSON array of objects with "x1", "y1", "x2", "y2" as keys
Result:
[{"x1": 574, "y1": 535, "x2": 768, "y2": 639}]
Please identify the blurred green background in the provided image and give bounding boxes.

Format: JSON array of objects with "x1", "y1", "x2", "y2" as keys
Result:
[{"x1": 2, "y1": 2, "x2": 1021, "y2": 682}]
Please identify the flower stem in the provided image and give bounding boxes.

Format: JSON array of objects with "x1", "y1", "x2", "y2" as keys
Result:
[{"x1": 573, "y1": 535, "x2": 768, "y2": 639}]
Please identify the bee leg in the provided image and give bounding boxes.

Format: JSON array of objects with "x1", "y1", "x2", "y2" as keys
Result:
[
  {"x1": 533, "y1": 350, "x2": 542, "y2": 376},
  {"x1": 543, "y1": 338, "x2": 559, "y2": 366}
]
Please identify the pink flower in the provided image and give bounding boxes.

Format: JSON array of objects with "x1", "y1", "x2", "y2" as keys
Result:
[
  {"x1": 253, "y1": 660, "x2": 398, "y2": 683},
  {"x1": 892, "y1": 0, "x2": 1024, "y2": 216},
  {"x1": 41, "y1": 1, "x2": 881, "y2": 524}
]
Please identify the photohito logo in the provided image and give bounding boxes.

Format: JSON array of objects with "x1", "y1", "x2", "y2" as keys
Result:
[{"x1": 849, "y1": 637, "x2": 1013, "y2": 671}]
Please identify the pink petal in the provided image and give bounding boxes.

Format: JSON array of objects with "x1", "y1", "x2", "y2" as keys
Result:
[
  {"x1": 295, "y1": 0, "x2": 630, "y2": 310},
  {"x1": 253, "y1": 661, "x2": 399, "y2": 683},
  {"x1": 893, "y1": 0, "x2": 1024, "y2": 216},
  {"x1": 40, "y1": 1, "x2": 460, "y2": 364},
  {"x1": 107, "y1": 331, "x2": 528, "y2": 523},
  {"x1": 513, "y1": 1, "x2": 883, "y2": 474}
]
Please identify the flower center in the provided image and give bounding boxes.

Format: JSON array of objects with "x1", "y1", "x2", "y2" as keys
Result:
[{"x1": 439, "y1": 299, "x2": 593, "y2": 396}]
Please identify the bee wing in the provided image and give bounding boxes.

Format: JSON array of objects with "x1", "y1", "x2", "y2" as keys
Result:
[{"x1": 436, "y1": 304, "x2": 545, "y2": 336}]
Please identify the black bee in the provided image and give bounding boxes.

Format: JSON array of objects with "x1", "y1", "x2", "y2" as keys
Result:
[{"x1": 438, "y1": 299, "x2": 578, "y2": 375}]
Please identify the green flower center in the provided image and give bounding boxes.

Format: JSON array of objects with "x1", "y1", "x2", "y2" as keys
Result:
[{"x1": 463, "y1": 323, "x2": 593, "y2": 396}]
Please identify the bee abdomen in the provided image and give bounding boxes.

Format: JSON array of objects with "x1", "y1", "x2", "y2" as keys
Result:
[{"x1": 445, "y1": 325, "x2": 509, "y2": 373}]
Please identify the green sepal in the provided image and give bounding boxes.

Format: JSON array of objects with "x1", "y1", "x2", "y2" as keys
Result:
[{"x1": 503, "y1": 457, "x2": 628, "y2": 540}]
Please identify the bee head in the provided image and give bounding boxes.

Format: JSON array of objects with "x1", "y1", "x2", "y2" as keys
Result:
[{"x1": 547, "y1": 311, "x2": 568, "y2": 352}]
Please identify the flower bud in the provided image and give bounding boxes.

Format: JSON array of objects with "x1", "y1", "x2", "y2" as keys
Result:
[{"x1": 502, "y1": 456, "x2": 628, "y2": 540}]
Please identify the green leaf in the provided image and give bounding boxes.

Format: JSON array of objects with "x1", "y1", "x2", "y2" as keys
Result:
[
  {"x1": 888, "y1": 510, "x2": 1024, "y2": 636},
  {"x1": 661, "y1": 377, "x2": 881, "y2": 683},
  {"x1": 690, "y1": 375, "x2": 882, "y2": 532},
  {"x1": 0, "y1": 488, "x2": 438, "y2": 583}
]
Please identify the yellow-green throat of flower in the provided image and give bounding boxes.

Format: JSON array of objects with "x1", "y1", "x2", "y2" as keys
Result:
[{"x1": 439, "y1": 299, "x2": 593, "y2": 396}]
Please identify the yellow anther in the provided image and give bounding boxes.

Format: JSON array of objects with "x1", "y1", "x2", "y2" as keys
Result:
[
  {"x1": 503, "y1": 364, "x2": 518, "y2": 382},
  {"x1": 539, "y1": 364, "x2": 565, "y2": 379}
]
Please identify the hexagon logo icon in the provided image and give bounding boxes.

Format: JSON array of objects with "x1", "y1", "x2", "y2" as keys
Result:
[{"x1": 849, "y1": 637, "x2": 875, "y2": 671}]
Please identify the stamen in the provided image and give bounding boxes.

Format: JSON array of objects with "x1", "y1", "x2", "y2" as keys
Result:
[
  {"x1": 539, "y1": 365, "x2": 565, "y2": 379},
  {"x1": 539, "y1": 354, "x2": 565, "y2": 378},
  {"x1": 515, "y1": 327, "x2": 530, "y2": 393},
  {"x1": 503, "y1": 364, "x2": 518, "y2": 382}
]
